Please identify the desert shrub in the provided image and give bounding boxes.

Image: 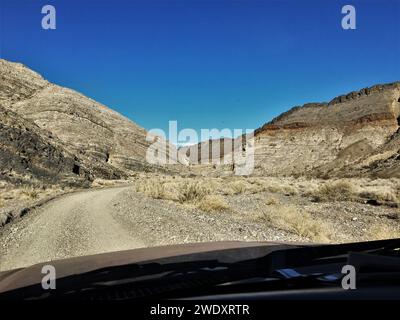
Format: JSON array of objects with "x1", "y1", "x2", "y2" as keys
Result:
[
  {"x1": 177, "y1": 181, "x2": 210, "y2": 203},
  {"x1": 257, "y1": 205, "x2": 331, "y2": 242},
  {"x1": 222, "y1": 180, "x2": 249, "y2": 195},
  {"x1": 313, "y1": 180, "x2": 356, "y2": 202},
  {"x1": 21, "y1": 186, "x2": 39, "y2": 199},
  {"x1": 255, "y1": 180, "x2": 298, "y2": 196},
  {"x1": 134, "y1": 179, "x2": 167, "y2": 199},
  {"x1": 197, "y1": 195, "x2": 230, "y2": 212},
  {"x1": 135, "y1": 177, "x2": 212, "y2": 203},
  {"x1": 232, "y1": 180, "x2": 249, "y2": 193}
]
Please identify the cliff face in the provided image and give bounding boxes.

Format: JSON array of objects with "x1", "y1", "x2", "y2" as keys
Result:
[
  {"x1": 254, "y1": 82, "x2": 400, "y2": 177},
  {"x1": 0, "y1": 59, "x2": 176, "y2": 185}
]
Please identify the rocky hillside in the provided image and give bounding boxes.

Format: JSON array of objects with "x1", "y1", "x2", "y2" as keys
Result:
[
  {"x1": 183, "y1": 82, "x2": 400, "y2": 178},
  {"x1": 0, "y1": 59, "x2": 176, "y2": 186},
  {"x1": 254, "y1": 82, "x2": 400, "y2": 178}
]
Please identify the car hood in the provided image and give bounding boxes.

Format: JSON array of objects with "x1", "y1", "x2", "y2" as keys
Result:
[{"x1": 0, "y1": 240, "x2": 308, "y2": 294}]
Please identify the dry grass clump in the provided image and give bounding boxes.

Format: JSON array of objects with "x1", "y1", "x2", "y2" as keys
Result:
[
  {"x1": 134, "y1": 177, "x2": 211, "y2": 203},
  {"x1": 220, "y1": 177, "x2": 298, "y2": 196},
  {"x1": 231, "y1": 180, "x2": 250, "y2": 194},
  {"x1": 367, "y1": 223, "x2": 400, "y2": 240},
  {"x1": 21, "y1": 186, "x2": 39, "y2": 199},
  {"x1": 222, "y1": 179, "x2": 251, "y2": 195},
  {"x1": 250, "y1": 178, "x2": 298, "y2": 195},
  {"x1": 135, "y1": 175, "x2": 303, "y2": 201},
  {"x1": 197, "y1": 195, "x2": 230, "y2": 212},
  {"x1": 177, "y1": 181, "x2": 210, "y2": 203},
  {"x1": 134, "y1": 178, "x2": 168, "y2": 199},
  {"x1": 264, "y1": 184, "x2": 297, "y2": 196},
  {"x1": 265, "y1": 197, "x2": 280, "y2": 206},
  {"x1": 257, "y1": 205, "x2": 331, "y2": 242},
  {"x1": 311, "y1": 178, "x2": 400, "y2": 206},
  {"x1": 313, "y1": 180, "x2": 356, "y2": 202}
]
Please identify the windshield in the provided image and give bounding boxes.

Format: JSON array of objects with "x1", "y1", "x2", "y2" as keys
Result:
[{"x1": 0, "y1": 0, "x2": 399, "y2": 299}]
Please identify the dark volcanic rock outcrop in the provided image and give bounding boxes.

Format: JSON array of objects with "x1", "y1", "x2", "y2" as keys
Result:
[{"x1": 0, "y1": 105, "x2": 90, "y2": 185}]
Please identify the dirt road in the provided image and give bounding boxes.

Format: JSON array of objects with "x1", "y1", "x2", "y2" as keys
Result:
[
  {"x1": 0, "y1": 186, "x2": 292, "y2": 271},
  {"x1": 0, "y1": 187, "x2": 147, "y2": 271}
]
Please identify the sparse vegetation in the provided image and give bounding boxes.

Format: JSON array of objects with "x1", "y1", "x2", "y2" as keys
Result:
[
  {"x1": 0, "y1": 183, "x2": 68, "y2": 228},
  {"x1": 367, "y1": 223, "x2": 400, "y2": 240},
  {"x1": 256, "y1": 205, "x2": 331, "y2": 242},
  {"x1": 127, "y1": 175, "x2": 400, "y2": 243},
  {"x1": 224, "y1": 180, "x2": 249, "y2": 195},
  {"x1": 177, "y1": 181, "x2": 210, "y2": 203},
  {"x1": 197, "y1": 195, "x2": 230, "y2": 212},
  {"x1": 311, "y1": 178, "x2": 400, "y2": 207},
  {"x1": 133, "y1": 177, "x2": 211, "y2": 203},
  {"x1": 134, "y1": 179, "x2": 168, "y2": 199},
  {"x1": 359, "y1": 190, "x2": 399, "y2": 206},
  {"x1": 313, "y1": 180, "x2": 356, "y2": 202},
  {"x1": 21, "y1": 186, "x2": 39, "y2": 199}
]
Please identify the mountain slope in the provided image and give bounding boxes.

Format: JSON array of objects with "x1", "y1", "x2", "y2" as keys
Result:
[
  {"x1": 254, "y1": 82, "x2": 400, "y2": 177},
  {"x1": 0, "y1": 59, "x2": 173, "y2": 184}
]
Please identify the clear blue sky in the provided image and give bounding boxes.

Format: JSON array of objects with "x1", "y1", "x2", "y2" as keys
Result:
[{"x1": 1, "y1": 0, "x2": 399, "y2": 140}]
